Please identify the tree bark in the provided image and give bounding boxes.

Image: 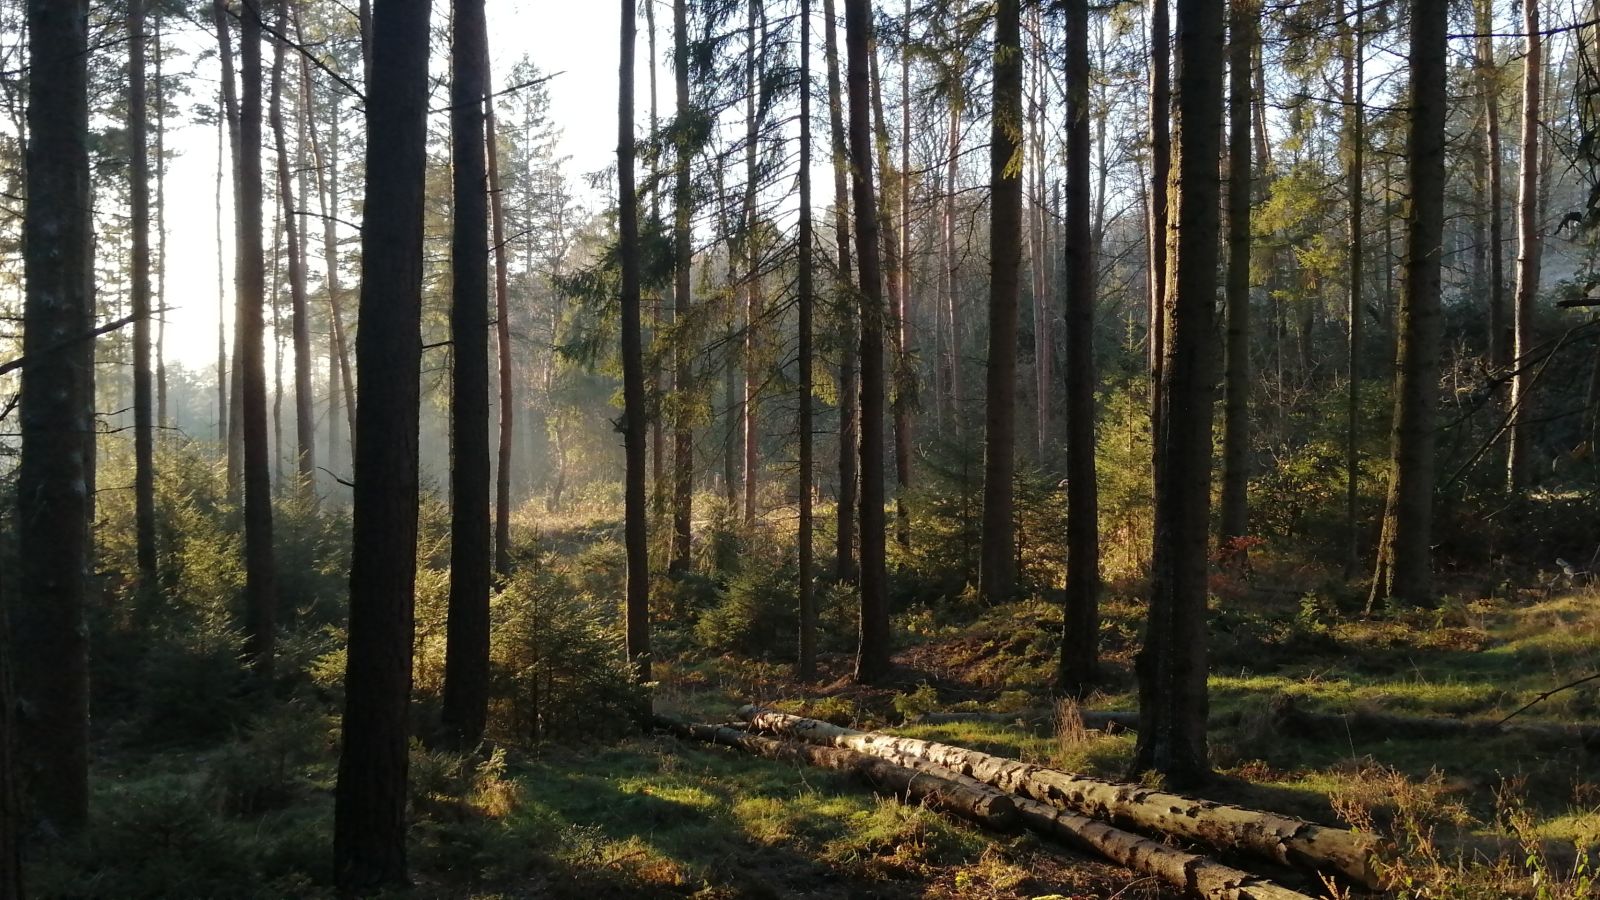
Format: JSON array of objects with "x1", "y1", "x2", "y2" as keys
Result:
[
  {"x1": 441, "y1": 0, "x2": 491, "y2": 751},
  {"x1": 1341, "y1": 0, "x2": 1364, "y2": 577},
  {"x1": 661, "y1": 719, "x2": 1020, "y2": 831},
  {"x1": 1478, "y1": 0, "x2": 1509, "y2": 378},
  {"x1": 1506, "y1": 0, "x2": 1542, "y2": 493},
  {"x1": 670, "y1": 0, "x2": 695, "y2": 574},
  {"x1": 333, "y1": 0, "x2": 431, "y2": 888},
  {"x1": 1147, "y1": 0, "x2": 1170, "y2": 436},
  {"x1": 825, "y1": 0, "x2": 859, "y2": 585},
  {"x1": 216, "y1": 0, "x2": 246, "y2": 494},
  {"x1": 979, "y1": 0, "x2": 1023, "y2": 605},
  {"x1": 1368, "y1": 0, "x2": 1446, "y2": 609},
  {"x1": 0, "y1": 578, "x2": 19, "y2": 899},
  {"x1": 620, "y1": 0, "x2": 652, "y2": 708},
  {"x1": 216, "y1": 97, "x2": 229, "y2": 447},
  {"x1": 868, "y1": 26, "x2": 910, "y2": 550},
  {"x1": 1058, "y1": 0, "x2": 1099, "y2": 699},
  {"x1": 742, "y1": 0, "x2": 763, "y2": 527},
  {"x1": 740, "y1": 707, "x2": 1382, "y2": 889},
  {"x1": 15, "y1": 0, "x2": 92, "y2": 836},
  {"x1": 487, "y1": 74, "x2": 515, "y2": 576},
  {"x1": 130, "y1": 0, "x2": 159, "y2": 594},
  {"x1": 239, "y1": 0, "x2": 279, "y2": 675},
  {"x1": 798, "y1": 0, "x2": 818, "y2": 680},
  {"x1": 1218, "y1": 0, "x2": 1253, "y2": 561},
  {"x1": 845, "y1": 0, "x2": 890, "y2": 683},
  {"x1": 1134, "y1": 0, "x2": 1223, "y2": 786},
  {"x1": 269, "y1": 0, "x2": 316, "y2": 493}
]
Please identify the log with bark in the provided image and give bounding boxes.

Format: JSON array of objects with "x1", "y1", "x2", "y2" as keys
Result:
[
  {"x1": 739, "y1": 705, "x2": 1384, "y2": 889},
  {"x1": 654, "y1": 717, "x2": 1018, "y2": 831},
  {"x1": 878, "y1": 746, "x2": 1317, "y2": 900}
]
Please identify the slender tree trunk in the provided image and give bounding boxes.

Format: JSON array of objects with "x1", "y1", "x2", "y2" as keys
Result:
[
  {"x1": 826, "y1": 0, "x2": 859, "y2": 584},
  {"x1": 216, "y1": 0, "x2": 247, "y2": 494},
  {"x1": 130, "y1": 0, "x2": 159, "y2": 593},
  {"x1": 239, "y1": 0, "x2": 279, "y2": 675},
  {"x1": 1058, "y1": 0, "x2": 1099, "y2": 698},
  {"x1": 846, "y1": 0, "x2": 890, "y2": 683},
  {"x1": 979, "y1": 0, "x2": 1023, "y2": 605},
  {"x1": 897, "y1": 0, "x2": 912, "y2": 544},
  {"x1": 1342, "y1": 0, "x2": 1364, "y2": 577},
  {"x1": 487, "y1": 72, "x2": 515, "y2": 576},
  {"x1": 1133, "y1": 0, "x2": 1224, "y2": 787},
  {"x1": 742, "y1": 0, "x2": 762, "y2": 526},
  {"x1": 1029, "y1": 6, "x2": 1049, "y2": 459},
  {"x1": 154, "y1": 15, "x2": 169, "y2": 432},
  {"x1": 1506, "y1": 0, "x2": 1542, "y2": 492},
  {"x1": 620, "y1": 0, "x2": 652, "y2": 702},
  {"x1": 333, "y1": 0, "x2": 431, "y2": 888},
  {"x1": 301, "y1": 30, "x2": 356, "y2": 460},
  {"x1": 1367, "y1": 0, "x2": 1446, "y2": 609},
  {"x1": 217, "y1": 92, "x2": 229, "y2": 446},
  {"x1": 942, "y1": 95, "x2": 962, "y2": 419},
  {"x1": 15, "y1": 0, "x2": 92, "y2": 835},
  {"x1": 270, "y1": 0, "x2": 316, "y2": 492},
  {"x1": 1218, "y1": 0, "x2": 1254, "y2": 560},
  {"x1": 868, "y1": 35, "x2": 907, "y2": 549},
  {"x1": 1479, "y1": 0, "x2": 1509, "y2": 376},
  {"x1": 647, "y1": 0, "x2": 666, "y2": 520},
  {"x1": 440, "y1": 0, "x2": 491, "y2": 751},
  {"x1": 1147, "y1": 0, "x2": 1170, "y2": 430},
  {"x1": 670, "y1": 0, "x2": 695, "y2": 573},
  {"x1": 798, "y1": 0, "x2": 818, "y2": 680}
]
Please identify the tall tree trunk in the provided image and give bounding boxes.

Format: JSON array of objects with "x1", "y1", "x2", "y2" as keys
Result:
[
  {"x1": 1218, "y1": 0, "x2": 1253, "y2": 559},
  {"x1": 333, "y1": 0, "x2": 431, "y2": 888},
  {"x1": 216, "y1": 93, "x2": 229, "y2": 446},
  {"x1": 826, "y1": 0, "x2": 859, "y2": 584},
  {"x1": 1133, "y1": 0, "x2": 1223, "y2": 787},
  {"x1": 1479, "y1": 0, "x2": 1509, "y2": 376},
  {"x1": 487, "y1": 72, "x2": 514, "y2": 576},
  {"x1": 130, "y1": 0, "x2": 159, "y2": 593},
  {"x1": 897, "y1": 0, "x2": 912, "y2": 545},
  {"x1": 868, "y1": 34, "x2": 907, "y2": 549},
  {"x1": 216, "y1": 0, "x2": 246, "y2": 494},
  {"x1": 1342, "y1": 0, "x2": 1364, "y2": 577},
  {"x1": 670, "y1": 0, "x2": 695, "y2": 573},
  {"x1": 1367, "y1": 0, "x2": 1447, "y2": 609},
  {"x1": 440, "y1": 0, "x2": 491, "y2": 751},
  {"x1": 942, "y1": 92, "x2": 962, "y2": 421},
  {"x1": 846, "y1": 0, "x2": 890, "y2": 683},
  {"x1": 798, "y1": 0, "x2": 818, "y2": 680},
  {"x1": 301, "y1": 30, "x2": 357, "y2": 462},
  {"x1": 1506, "y1": 0, "x2": 1542, "y2": 492},
  {"x1": 1147, "y1": 0, "x2": 1170, "y2": 432},
  {"x1": 239, "y1": 0, "x2": 279, "y2": 675},
  {"x1": 620, "y1": 0, "x2": 652, "y2": 702},
  {"x1": 15, "y1": 0, "x2": 92, "y2": 836},
  {"x1": 1057, "y1": 0, "x2": 1099, "y2": 699},
  {"x1": 648, "y1": 0, "x2": 666, "y2": 519},
  {"x1": 1029, "y1": 6, "x2": 1049, "y2": 459},
  {"x1": 270, "y1": 0, "x2": 316, "y2": 493},
  {"x1": 154, "y1": 15, "x2": 169, "y2": 432},
  {"x1": 979, "y1": 0, "x2": 1023, "y2": 605},
  {"x1": 742, "y1": 0, "x2": 762, "y2": 526}
]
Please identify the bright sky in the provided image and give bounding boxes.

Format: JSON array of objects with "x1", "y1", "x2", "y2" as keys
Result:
[{"x1": 160, "y1": 2, "x2": 629, "y2": 369}]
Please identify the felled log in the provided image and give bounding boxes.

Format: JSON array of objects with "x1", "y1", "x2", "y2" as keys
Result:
[
  {"x1": 1268, "y1": 696, "x2": 1600, "y2": 752},
  {"x1": 878, "y1": 748, "x2": 1316, "y2": 900},
  {"x1": 654, "y1": 717, "x2": 1018, "y2": 831},
  {"x1": 739, "y1": 705, "x2": 1384, "y2": 890}
]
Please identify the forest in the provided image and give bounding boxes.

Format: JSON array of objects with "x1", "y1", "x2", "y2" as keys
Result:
[{"x1": 1, "y1": 0, "x2": 1599, "y2": 895}]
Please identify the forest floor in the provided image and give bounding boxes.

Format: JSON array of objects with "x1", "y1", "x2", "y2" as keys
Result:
[{"x1": 36, "y1": 577, "x2": 1600, "y2": 898}]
